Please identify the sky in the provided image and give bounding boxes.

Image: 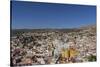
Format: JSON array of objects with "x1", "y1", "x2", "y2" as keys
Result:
[{"x1": 11, "y1": 1, "x2": 96, "y2": 29}]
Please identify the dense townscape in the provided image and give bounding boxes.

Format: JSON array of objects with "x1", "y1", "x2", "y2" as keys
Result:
[{"x1": 11, "y1": 25, "x2": 96, "y2": 66}]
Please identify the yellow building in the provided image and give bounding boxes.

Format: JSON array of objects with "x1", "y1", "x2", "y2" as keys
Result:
[{"x1": 60, "y1": 48, "x2": 79, "y2": 63}]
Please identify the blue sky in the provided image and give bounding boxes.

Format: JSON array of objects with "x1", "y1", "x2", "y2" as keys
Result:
[{"x1": 11, "y1": 1, "x2": 96, "y2": 29}]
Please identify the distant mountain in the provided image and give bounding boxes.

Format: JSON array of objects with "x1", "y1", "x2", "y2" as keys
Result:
[
  {"x1": 11, "y1": 24, "x2": 96, "y2": 36},
  {"x1": 11, "y1": 28, "x2": 81, "y2": 36},
  {"x1": 80, "y1": 24, "x2": 96, "y2": 33}
]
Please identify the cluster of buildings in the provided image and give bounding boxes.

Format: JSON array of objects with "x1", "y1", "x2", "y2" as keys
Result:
[{"x1": 11, "y1": 27, "x2": 96, "y2": 66}]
